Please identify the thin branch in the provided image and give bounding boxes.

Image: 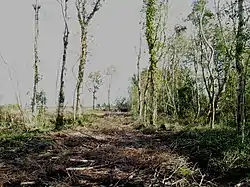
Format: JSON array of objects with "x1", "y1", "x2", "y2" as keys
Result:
[
  {"x1": 87, "y1": 0, "x2": 102, "y2": 24},
  {"x1": 0, "y1": 52, "x2": 26, "y2": 123}
]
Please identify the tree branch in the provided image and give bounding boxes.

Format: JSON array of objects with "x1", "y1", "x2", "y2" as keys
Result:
[{"x1": 87, "y1": 0, "x2": 102, "y2": 24}]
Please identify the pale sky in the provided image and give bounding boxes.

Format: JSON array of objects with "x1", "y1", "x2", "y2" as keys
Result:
[{"x1": 0, "y1": 0, "x2": 193, "y2": 107}]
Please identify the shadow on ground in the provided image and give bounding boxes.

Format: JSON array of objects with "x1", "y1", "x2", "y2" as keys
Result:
[{"x1": 96, "y1": 125, "x2": 250, "y2": 186}]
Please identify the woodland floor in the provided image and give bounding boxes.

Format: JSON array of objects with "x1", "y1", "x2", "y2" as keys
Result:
[{"x1": 0, "y1": 113, "x2": 249, "y2": 187}]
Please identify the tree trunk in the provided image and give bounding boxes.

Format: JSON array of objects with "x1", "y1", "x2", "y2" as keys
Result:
[
  {"x1": 108, "y1": 81, "x2": 111, "y2": 111},
  {"x1": 199, "y1": 2, "x2": 216, "y2": 128},
  {"x1": 145, "y1": 0, "x2": 158, "y2": 126},
  {"x1": 193, "y1": 50, "x2": 200, "y2": 118},
  {"x1": 143, "y1": 94, "x2": 148, "y2": 124},
  {"x1": 75, "y1": 0, "x2": 104, "y2": 116},
  {"x1": 237, "y1": 74, "x2": 245, "y2": 139},
  {"x1": 139, "y1": 90, "x2": 143, "y2": 117},
  {"x1": 136, "y1": 32, "x2": 143, "y2": 118},
  {"x1": 137, "y1": 63, "x2": 142, "y2": 118},
  {"x1": 75, "y1": 28, "x2": 87, "y2": 117},
  {"x1": 92, "y1": 89, "x2": 96, "y2": 110},
  {"x1": 141, "y1": 69, "x2": 149, "y2": 123},
  {"x1": 31, "y1": 1, "x2": 41, "y2": 117},
  {"x1": 149, "y1": 67, "x2": 154, "y2": 125},
  {"x1": 210, "y1": 96, "x2": 215, "y2": 129},
  {"x1": 235, "y1": 0, "x2": 245, "y2": 142},
  {"x1": 56, "y1": 0, "x2": 69, "y2": 129},
  {"x1": 171, "y1": 49, "x2": 178, "y2": 118}
]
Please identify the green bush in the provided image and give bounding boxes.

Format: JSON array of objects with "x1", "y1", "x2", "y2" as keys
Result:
[{"x1": 115, "y1": 97, "x2": 131, "y2": 112}]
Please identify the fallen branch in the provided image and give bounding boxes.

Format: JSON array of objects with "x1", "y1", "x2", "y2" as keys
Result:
[
  {"x1": 66, "y1": 167, "x2": 92, "y2": 171},
  {"x1": 171, "y1": 178, "x2": 187, "y2": 185},
  {"x1": 66, "y1": 163, "x2": 110, "y2": 171},
  {"x1": 199, "y1": 169, "x2": 205, "y2": 187},
  {"x1": 163, "y1": 162, "x2": 184, "y2": 182},
  {"x1": 69, "y1": 158, "x2": 95, "y2": 163},
  {"x1": 21, "y1": 181, "x2": 35, "y2": 185}
]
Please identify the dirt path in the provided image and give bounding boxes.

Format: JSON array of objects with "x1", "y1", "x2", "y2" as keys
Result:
[{"x1": 0, "y1": 115, "x2": 216, "y2": 186}]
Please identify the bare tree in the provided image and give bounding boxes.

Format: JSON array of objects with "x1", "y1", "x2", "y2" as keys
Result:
[
  {"x1": 31, "y1": 0, "x2": 41, "y2": 117},
  {"x1": 105, "y1": 65, "x2": 116, "y2": 111},
  {"x1": 74, "y1": 0, "x2": 105, "y2": 118},
  {"x1": 135, "y1": 31, "x2": 143, "y2": 118},
  {"x1": 56, "y1": 0, "x2": 70, "y2": 129},
  {"x1": 86, "y1": 71, "x2": 103, "y2": 109},
  {"x1": 191, "y1": 34, "x2": 201, "y2": 118}
]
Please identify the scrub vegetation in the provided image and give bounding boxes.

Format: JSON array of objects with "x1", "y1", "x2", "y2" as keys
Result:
[{"x1": 0, "y1": 0, "x2": 250, "y2": 186}]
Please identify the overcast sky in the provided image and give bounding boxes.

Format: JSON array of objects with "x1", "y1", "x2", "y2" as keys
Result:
[{"x1": 0, "y1": 0, "x2": 194, "y2": 107}]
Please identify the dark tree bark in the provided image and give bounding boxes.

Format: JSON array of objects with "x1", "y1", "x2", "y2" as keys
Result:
[
  {"x1": 74, "y1": 0, "x2": 103, "y2": 118},
  {"x1": 56, "y1": 0, "x2": 69, "y2": 129},
  {"x1": 31, "y1": 1, "x2": 41, "y2": 117},
  {"x1": 235, "y1": 0, "x2": 245, "y2": 142}
]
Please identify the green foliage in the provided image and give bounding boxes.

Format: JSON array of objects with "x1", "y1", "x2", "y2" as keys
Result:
[
  {"x1": 101, "y1": 102, "x2": 110, "y2": 111},
  {"x1": 130, "y1": 0, "x2": 250, "y2": 132},
  {"x1": 87, "y1": 71, "x2": 103, "y2": 93},
  {"x1": 179, "y1": 167, "x2": 193, "y2": 177},
  {"x1": 177, "y1": 75, "x2": 195, "y2": 119},
  {"x1": 151, "y1": 123, "x2": 250, "y2": 178},
  {"x1": 36, "y1": 90, "x2": 47, "y2": 117},
  {"x1": 96, "y1": 103, "x2": 101, "y2": 109},
  {"x1": 115, "y1": 97, "x2": 131, "y2": 112},
  {"x1": 87, "y1": 71, "x2": 103, "y2": 109},
  {"x1": 0, "y1": 131, "x2": 37, "y2": 143}
]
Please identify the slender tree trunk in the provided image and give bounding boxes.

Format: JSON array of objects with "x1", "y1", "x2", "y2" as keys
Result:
[
  {"x1": 143, "y1": 92, "x2": 148, "y2": 123},
  {"x1": 241, "y1": 56, "x2": 250, "y2": 142},
  {"x1": 105, "y1": 66, "x2": 115, "y2": 111},
  {"x1": 136, "y1": 33, "x2": 143, "y2": 118},
  {"x1": 108, "y1": 81, "x2": 111, "y2": 111},
  {"x1": 148, "y1": 67, "x2": 154, "y2": 124},
  {"x1": 56, "y1": 0, "x2": 69, "y2": 129},
  {"x1": 75, "y1": 0, "x2": 104, "y2": 117},
  {"x1": 92, "y1": 87, "x2": 96, "y2": 110},
  {"x1": 137, "y1": 66, "x2": 142, "y2": 117},
  {"x1": 195, "y1": 70, "x2": 200, "y2": 118},
  {"x1": 75, "y1": 28, "x2": 87, "y2": 117},
  {"x1": 210, "y1": 95, "x2": 215, "y2": 129},
  {"x1": 92, "y1": 93, "x2": 95, "y2": 110},
  {"x1": 161, "y1": 63, "x2": 166, "y2": 113},
  {"x1": 73, "y1": 89, "x2": 77, "y2": 120},
  {"x1": 170, "y1": 49, "x2": 178, "y2": 117},
  {"x1": 193, "y1": 48, "x2": 200, "y2": 118},
  {"x1": 237, "y1": 74, "x2": 246, "y2": 139},
  {"x1": 199, "y1": 2, "x2": 216, "y2": 128},
  {"x1": 31, "y1": 1, "x2": 41, "y2": 117},
  {"x1": 235, "y1": 0, "x2": 245, "y2": 141},
  {"x1": 139, "y1": 88, "x2": 143, "y2": 117},
  {"x1": 142, "y1": 69, "x2": 149, "y2": 123}
]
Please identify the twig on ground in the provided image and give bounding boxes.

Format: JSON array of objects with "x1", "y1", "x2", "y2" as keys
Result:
[
  {"x1": 198, "y1": 169, "x2": 206, "y2": 186},
  {"x1": 112, "y1": 179, "x2": 121, "y2": 187},
  {"x1": 66, "y1": 163, "x2": 111, "y2": 171},
  {"x1": 69, "y1": 158, "x2": 95, "y2": 163},
  {"x1": 20, "y1": 181, "x2": 36, "y2": 185},
  {"x1": 164, "y1": 162, "x2": 184, "y2": 182},
  {"x1": 78, "y1": 130, "x2": 99, "y2": 140},
  {"x1": 149, "y1": 167, "x2": 160, "y2": 187},
  {"x1": 171, "y1": 178, "x2": 187, "y2": 185}
]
